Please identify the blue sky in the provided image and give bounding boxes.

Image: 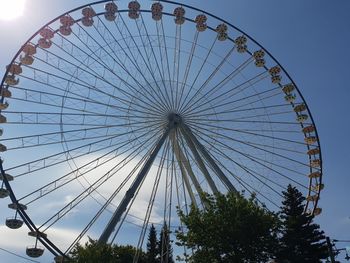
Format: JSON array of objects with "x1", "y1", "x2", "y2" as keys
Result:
[{"x1": 0, "y1": 0, "x2": 350, "y2": 262}]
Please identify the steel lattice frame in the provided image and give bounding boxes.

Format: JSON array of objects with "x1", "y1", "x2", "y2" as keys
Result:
[{"x1": 0, "y1": 0, "x2": 323, "y2": 261}]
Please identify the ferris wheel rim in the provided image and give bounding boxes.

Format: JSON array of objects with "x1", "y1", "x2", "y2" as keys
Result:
[{"x1": 0, "y1": 0, "x2": 323, "y2": 260}]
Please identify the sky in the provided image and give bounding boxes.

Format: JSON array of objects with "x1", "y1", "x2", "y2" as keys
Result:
[{"x1": 0, "y1": 0, "x2": 350, "y2": 262}]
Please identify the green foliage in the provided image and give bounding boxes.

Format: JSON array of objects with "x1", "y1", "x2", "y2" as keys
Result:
[
  {"x1": 276, "y1": 185, "x2": 328, "y2": 262},
  {"x1": 68, "y1": 186, "x2": 329, "y2": 263},
  {"x1": 69, "y1": 238, "x2": 114, "y2": 263},
  {"x1": 176, "y1": 192, "x2": 279, "y2": 263},
  {"x1": 114, "y1": 245, "x2": 146, "y2": 263},
  {"x1": 69, "y1": 238, "x2": 147, "y2": 263}
]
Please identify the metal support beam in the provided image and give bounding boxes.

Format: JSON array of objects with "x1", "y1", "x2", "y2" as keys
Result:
[
  {"x1": 98, "y1": 128, "x2": 170, "y2": 243},
  {"x1": 181, "y1": 124, "x2": 238, "y2": 193},
  {"x1": 170, "y1": 131, "x2": 198, "y2": 207},
  {"x1": 180, "y1": 126, "x2": 219, "y2": 194}
]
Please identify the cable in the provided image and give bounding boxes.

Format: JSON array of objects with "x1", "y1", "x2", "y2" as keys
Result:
[
  {"x1": 0, "y1": 246, "x2": 40, "y2": 263},
  {"x1": 333, "y1": 240, "x2": 350, "y2": 243}
]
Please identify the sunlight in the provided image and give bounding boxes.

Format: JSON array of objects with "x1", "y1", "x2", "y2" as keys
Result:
[{"x1": 0, "y1": 0, "x2": 26, "y2": 21}]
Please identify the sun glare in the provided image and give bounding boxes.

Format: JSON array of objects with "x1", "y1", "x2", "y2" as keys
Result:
[{"x1": 0, "y1": 0, "x2": 26, "y2": 21}]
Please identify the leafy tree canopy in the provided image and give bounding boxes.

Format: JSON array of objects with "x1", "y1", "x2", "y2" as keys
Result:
[
  {"x1": 176, "y1": 192, "x2": 279, "y2": 263},
  {"x1": 69, "y1": 238, "x2": 147, "y2": 263}
]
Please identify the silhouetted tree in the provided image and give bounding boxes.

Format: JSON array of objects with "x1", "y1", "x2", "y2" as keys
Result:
[
  {"x1": 159, "y1": 223, "x2": 174, "y2": 263},
  {"x1": 276, "y1": 184, "x2": 328, "y2": 262},
  {"x1": 69, "y1": 238, "x2": 147, "y2": 263},
  {"x1": 147, "y1": 224, "x2": 159, "y2": 263}
]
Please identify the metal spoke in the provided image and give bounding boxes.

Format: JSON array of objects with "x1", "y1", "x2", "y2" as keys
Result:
[{"x1": 0, "y1": 3, "x2": 322, "y2": 260}]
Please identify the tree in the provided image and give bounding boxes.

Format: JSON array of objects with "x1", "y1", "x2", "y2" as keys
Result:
[
  {"x1": 147, "y1": 224, "x2": 159, "y2": 263},
  {"x1": 176, "y1": 192, "x2": 279, "y2": 263},
  {"x1": 276, "y1": 184, "x2": 328, "y2": 262},
  {"x1": 159, "y1": 223, "x2": 174, "y2": 263},
  {"x1": 69, "y1": 238, "x2": 147, "y2": 263},
  {"x1": 69, "y1": 238, "x2": 116, "y2": 263},
  {"x1": 114, "y1": 245, "x2": 147, "y2": 263}
]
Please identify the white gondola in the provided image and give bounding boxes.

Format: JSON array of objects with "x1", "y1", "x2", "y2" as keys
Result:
[
  {"x1": 308, "y1": 171, "x2": 321, "y2": 178},
  {"x1": 0, "y1": 143, "x2": 7, "y2": 152},
  {"x1": 129, "y1": 1, "x2": 140, "y2": 11},
  {"x1": 216, "y1": 23, "x2": 228, "y2": 33},
  {"x1": 236, "y1": 45, "x2": 247, "y2": 53},
  {"x1": 195, "y1": 14, "x2": 207, "y2": 24},
  {"x1": 284, "y1": 94, "x2": 296, "y2": 102},
  {"x1": 294, "y1": 103, "x2": 306, "y2": 112},
  {"x1": 217, "y1": 32, "x2": 228, "y2": 41},
  {"x1": 151, "y1": 3, "x2": 162, "y2": 20},
  {"x1": 253, "y1": 49, "x2": 265, "y2": 59},
  {"x1": 0, "y1": 114, "x2": 7, "y2": 123},
  {"x1": 128, "y1": 10, "x2": 139, "y2": 19},
  {"x1": 38, "y1": 38, "x2": 52, "y2": 49},
  {"x1": 5, "y1": 75, "x2": 19, "y2": 86},
  {"x1": 1, "y1": 88, "x2": 12, "y2": 97},
  {"x1": 310, "y1": 159, "x2": 321, "y2": 168},
  {"x1": 105, "y1": 12, "x2": 117, "y2": 21},
  {"x1": 271, "y1": 75, "x2": 282, "y2": 84},
  {"x1": 313, "y1": 207, "x2": 322, "y2": 216},
  {"x1": 269, "y1": 65, "x2": 281, "y2": 76},
  {"x1": 0, "y1": 188, "x2": 9, "y2": 198},
  {"x1": 302, "y1": 125, "x2": 315, "y2": 134},
  {"x1": 26, "y1": 246, "x2": 44, "y2": 258},
  {"x1": 128, "y1": 1, "x2": 140, "y2": 19},
  {"x1": 60, "y1": 15, "x2": 75, "y2": 27},
  {"x1": 59, "y1": 26, "x2": 72, "y2": 36},
  {"x1": 304, "y1": 136, "x2": 317, "y2": 145},
  {"x1": 82, "y1": 7, "x2": 96, "y2": 17},
  {"x1": 151, "y1": 2, "x2": 163, "y2": 13},
  {"x1": 81, "y1": 17, "x2": 94, "y2": 27},
  {"x1": 174, "y1": 16, "x2": 185, "y2": 25},
  {"x1": 296, "y1": 114, "x2": 308, "y2": 123},
  {"x1": 105, "y1": 2, "x2": 118, "y2": 13},
  {"x1": 307, "y1": 148, "x2": 320, "y2": 155},
  {"x1": 152, "y1": 13, "x2": 162, "y2": 21},
  {"x1": 313, "y1": 183, "x2": 324, "y2": 191},
  {"x1": 173, "y1": 7, "x2": 185, "y2": 17},
  {"x1": 196, "y1": 23, "x2": 207, "y2": 32},
  {"x1": 0, "y1": 173, "x2": 14, "y2": 181},
  {"x1": 306, "y1": 194, "x2": 318, "y2": 202},
  {"x1": 5, "y1": 218, "x2": 23, "y2": 229},
  {"x1": 282, "y1": 83, "x2": 295, "y2": 94},
  {"x1": 7, "y1": 64, "x2": 22, "y2": 75},
  {"x1": 234, "y1": 35, "x2": 247, "y2": 45},
  {"x1": 0, "y1": 101, "x2": 9, "y2": 110},
  {"x1": 255, "y1": 58, "x2": 265, "y2": 67},
  {"x1": 39, "y1": 28, "x2": 54, "y2": 39},
  {"x1": 20, "y1": 55, "x2": 34, "y2": 65},
  {"x1": 8, "y1": 202, "x2": 27, "y2": 210},
  {"x1": 22, "y1": 43, "x2": 36, "y2": 55}
]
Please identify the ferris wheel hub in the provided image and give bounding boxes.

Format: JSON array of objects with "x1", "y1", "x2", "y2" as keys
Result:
[{"x1": 167, "y1": 112, "x2": 183, "y2": 129}]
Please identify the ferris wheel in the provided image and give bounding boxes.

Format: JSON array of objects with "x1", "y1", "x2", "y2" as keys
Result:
[{"x1": 0, "y1": 0, "x2": 323, "y2": 261}]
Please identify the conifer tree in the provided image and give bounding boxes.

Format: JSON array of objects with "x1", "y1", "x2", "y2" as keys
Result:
[
  {"x1": 158, "y1": 223, "x2": 174, "y2": 263},
  {"x1": 276, "y1": 184, "x2": 328, "y2": 262},
  {"x1": 146, "y1": 224, "x2": 159, "y2": 263}
]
